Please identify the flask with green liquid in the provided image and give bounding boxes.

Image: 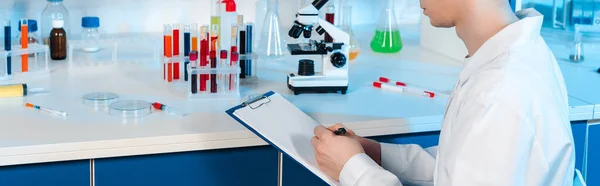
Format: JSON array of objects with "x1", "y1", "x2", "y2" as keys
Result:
[{"x1": 370, "y1": 0, "x2": 402, "y2": 53}]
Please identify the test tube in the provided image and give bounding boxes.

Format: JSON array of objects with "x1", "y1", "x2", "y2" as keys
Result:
[
  {"x1": 325, "y1": 4, "x2": 335, "y2": 42},
  {"x1": 230, "y1": 52, "x2": 239, "y2": 91},
  {"x1": 210, "y1": 25, "x2": 219, "y2": 93},
  {"x1": 238, "y1": 25, "x2": 246, "y2": 78},
  {"x1": 200, "y1": 25, "x2": 209, "y2": 92},
  {"x1": 184, "y1": 25, "x2": 191, "y2": 57},
  {"x1": 163, "y1": 24, "x2": 173, "y2": 82},
  {"x1": 173, "y1": 24, "x2": 181, "y2": 80},
  {"x1": 191, "y1": 23, "x2": 199, "y2": 52},
  {"x1": 220, "y1": 50, "x2": 229, "y2": 92},
  {"x1": 210, "y1": 50, "x2": 217, "y2": 93},
  {"x1": 20, "y1": 19, "x2": 28, "y2": 72},
  {"x1": 231, "y1": 25, "x2": 238, "y2": 53},
  {"x1": 4, "y1": 20, "x2": 11, "y2": 76},
  {"x1": 190, "y1": 50, "x2": 199, "y2": 94},
  {"x1": 245, "y1": 23, "x2": 254, "y2": 77},
  {"x1": 211, "y1": 0, "x2": 221, "y2": 49}
]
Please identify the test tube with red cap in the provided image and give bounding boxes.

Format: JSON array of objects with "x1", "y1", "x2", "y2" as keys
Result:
[
  {"x1": 373, "y1": 81, "x2": 435, "y2": 98},
  {"x1": 219, "y1": 50, "x2": 229, "y2": 92},
  {"x1": 189, "y1": 50, "x2": 199, "y2": 94},
  {"x1": 230, "y1": 52, "x2": 239, "y2": 91},
  {"x1": 379, "y1": 77, "x2": 447, "y2": 97}
]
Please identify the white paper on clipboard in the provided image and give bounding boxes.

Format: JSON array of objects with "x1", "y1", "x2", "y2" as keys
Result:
[{"x1": 226, "y1": 91, "x2": 340, "y2": 185}]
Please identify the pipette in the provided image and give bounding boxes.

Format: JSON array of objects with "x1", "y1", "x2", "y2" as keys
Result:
[
  {"x1": 25, "y1": 103, "x2": 68, "y2": 117},
  {"x1": 373, "y1": 82, "x2": 435, "y2": 98},
  {"x1": 152, "y1": 102, "x2": 188, "y2": 117}
]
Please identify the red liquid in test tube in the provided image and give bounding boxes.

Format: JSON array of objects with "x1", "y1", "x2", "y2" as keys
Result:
[{"x1": 173, "y1": 24, "x2": 181, "y2": 80}]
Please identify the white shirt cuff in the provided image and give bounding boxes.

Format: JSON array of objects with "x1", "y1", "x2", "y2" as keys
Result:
[{"x1": 340, "y1": 153, "x2": 382, "y2": 186}]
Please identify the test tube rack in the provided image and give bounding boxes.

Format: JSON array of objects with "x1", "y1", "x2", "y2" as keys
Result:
[
  {"x1": 0, "y1": 43, "x2": 50, "y2": 81},
  {"x1": 67, "y1": 37, "x2": 160, "y2": 69}
]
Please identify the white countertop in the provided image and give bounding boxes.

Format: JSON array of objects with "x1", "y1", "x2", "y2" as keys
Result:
[{"x1": 0, "y1": 25, "x2": 597, "y2": 166}]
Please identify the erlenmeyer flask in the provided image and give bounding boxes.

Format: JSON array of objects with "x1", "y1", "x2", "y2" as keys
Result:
[
  {"x1": 258, "y1": 0, "x2": 288, "y2": 59},
  {"x1": 340, "y1": 5, "x2": 360, "y2": 61},
  {"x1": 370, "y1": 0, "x2": 402, "y2": 53}
]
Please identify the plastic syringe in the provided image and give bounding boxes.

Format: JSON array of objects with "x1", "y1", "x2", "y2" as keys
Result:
[
  {"x1": 25, "y1": 103, "x2": 68, "y2": 117},
  {"x1": 152, "y1": 102, "x2": 188, "y2": 117},
  {"x1": 0, "y1": 84, "x2": 49, "y2": 98},
  {"x1": 373, "y1": 82, "x2": 435, "y2": 98}
]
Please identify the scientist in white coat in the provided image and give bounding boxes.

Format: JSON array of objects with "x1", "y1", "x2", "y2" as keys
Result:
[{"x1": 310, "y1": 0, "x2": 575, "y2": 185}]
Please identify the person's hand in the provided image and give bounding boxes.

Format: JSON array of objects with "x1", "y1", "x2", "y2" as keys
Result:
[
  {"x1": 312, "y1": 124, "x2": 364, "y2": 181},
  {"x1": 326, "y1": 124, "x2": 382, "y2": 165}
]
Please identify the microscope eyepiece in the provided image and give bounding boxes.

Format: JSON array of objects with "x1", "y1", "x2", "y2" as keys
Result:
[{"x1": 312, "y1": 0, "x2": 329, "y2": 10}]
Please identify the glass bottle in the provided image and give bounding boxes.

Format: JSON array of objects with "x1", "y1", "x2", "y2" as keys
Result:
[
  {"x1": 18, "y1": 19, "x2": 40, "y2": 45},
  {"x1": 254, "y1": 0, "x2": 267, "y2": 45},
  {"x1": 50, "y1": 20, "x2": 67, "y2": 60},
  {"x1": 81, "y1": 16, "x2": 100, "y2": 53},
  {"x1": 370, "y1": 0, "x2": 402, "y2": 53},
  {"x1": 41, "y1": 0, "x2": 70, "y2": 45},
  {"x1": 340, "y1": 5, "x2": 360, "y2": 61},
  {"x1": 258, "y1": 0, "x2": 288, "y2": 59}
]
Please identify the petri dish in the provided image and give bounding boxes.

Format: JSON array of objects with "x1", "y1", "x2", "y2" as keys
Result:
[
  {"x1": 109, "y1": 100, "x2": 152, "y2": 118},
  {"x1": 83, "y1": 92, "x2": 119, "y2": 107}
]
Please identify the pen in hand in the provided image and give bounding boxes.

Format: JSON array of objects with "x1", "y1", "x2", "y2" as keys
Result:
[{"x1": 333, "y1": 128, "x2": 347, "y2": 136}]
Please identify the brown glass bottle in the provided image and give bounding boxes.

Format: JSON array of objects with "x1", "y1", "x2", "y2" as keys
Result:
[{"x1": 49, "y1": 20, "x2": 67, "y2": 60}]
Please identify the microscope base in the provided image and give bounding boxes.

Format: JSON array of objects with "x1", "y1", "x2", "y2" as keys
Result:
[{"x1": 287, "y1": 74, "x2": 348, "y2": 95}]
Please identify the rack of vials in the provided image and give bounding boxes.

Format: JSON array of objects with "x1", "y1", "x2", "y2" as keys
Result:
[
  {"x1": 163, "y1": 22, "x2": 258, "y2": 99},
  {"x1": 0, "y1": 43, "x2": 50, "y2": 80}
]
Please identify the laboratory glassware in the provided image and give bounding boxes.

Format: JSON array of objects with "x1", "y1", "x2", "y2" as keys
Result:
[
  {"x1": 324, "y1": 2, "x2": 335, "y2": 42},
  {"x1": 109, "y1": 100, "x2": 152, "y2": 118},
  {"x1": 370, "y1": 0, "x2": 402, "y2": 53},
  {"x1": 258, "y1": 0, "x2": 288, "y2": 59},
  {"x1": 570, "y1": 31, "x2": 584, "y2": 62},
  {"x1": 82, "y1": 92, "x2": 119, "y2": 108},
  {"x1": 220, "y1": 0, "x2": 238, "y2": 52},
  {"x1": 20, "y1": 19, "x2": 28, "y2": 72},
  {"x1": 211, "y1": 0, "x2": 221, "y2": 49},
  {"x1": 340, "y1": 5, "x2": 360, "y2": 61},
  {"x1": 255, "y1": 0, "x2": 267, "y2": 45},
  {"x1": 49, "y1": 20, "x2": 67, "y2": 60},
  {"x1": 41, "y1": 0, "x2": 70, "y2": 45},
  {"x1": 4, "y1": 20, "x2": 11, "y2": 75},
  {"x1": 81, "y1": 16, "x2": 100, "y2": 52},
  {"x1": 18, "y1": 19, "x2": 40, "y2": 45}
]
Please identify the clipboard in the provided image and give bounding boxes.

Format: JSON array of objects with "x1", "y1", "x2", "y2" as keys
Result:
[{"x1": 226, "y1": 91, "x2": 340, "y2": 185}]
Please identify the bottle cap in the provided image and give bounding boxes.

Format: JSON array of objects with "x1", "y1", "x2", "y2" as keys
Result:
[
  {"x1": 222, "y1": 0, "x2": 236, "y2": 12},
  {"x1": 220, "y1": 50, "x2": 228, "y2": 59},
  {"x1": 52, "y1": 20, "x2": 64, "y2": 28},
  {"x1": 189, "y1": 50, "x2": 199, "y2": 61},
  {"x1": 18, "y1": 19, "x2": 38, "y2": 32},
  {"x1": 231, "y1": 52, "x2": 239, "y2": 62},
  {"x1": 82, "y1": 17, "x2": 100, "y2": 28}
]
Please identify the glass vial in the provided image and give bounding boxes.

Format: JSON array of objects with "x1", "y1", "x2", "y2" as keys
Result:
[
  {"x1": 49, "y1": 20, "x2": 67, "y2": 60},
  {"x1": 370, "y1": 0, "x2": 402, "y2": 53},
  {"x1": 81, "y1": 16, "x2": 100, "y2": 52},
  {"x1": 324, "y1": 2, "x2": 335, "y2": 42}
]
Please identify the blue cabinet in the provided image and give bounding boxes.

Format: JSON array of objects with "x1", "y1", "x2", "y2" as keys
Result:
[
  {"x1": 585, "y1": 123, "x2": 600, "y2": 185},
  {"x1": 571, "y1": 121, "x2": 588, "y2": 172},
  {"x1": 0, "y1": 160, "x2": 89, "y2": 186},
  {"x1": 282, "y1": 131, "x2": 441, "y2": 186},
  {"x1": 94, "y1": 146, "x2": 278, "y2": 186}
]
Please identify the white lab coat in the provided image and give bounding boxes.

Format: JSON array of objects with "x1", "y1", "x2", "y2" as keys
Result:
[{"x1": 339, "y1": 9, "x2": 575, "y2": 186}]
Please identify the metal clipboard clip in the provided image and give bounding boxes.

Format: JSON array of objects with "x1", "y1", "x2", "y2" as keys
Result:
[{"x1": 242, "y1": 95, "x2": 272, "y2": 110}]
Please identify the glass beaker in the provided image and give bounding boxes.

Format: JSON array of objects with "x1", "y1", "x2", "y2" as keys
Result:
[
  {"x1": 370, "y1": 0, "x2": 402, "y2": 53},
  {"x1": 340, "y1": 5, "x2": 360, "y2": 61},
  {"x1": 257, "y1": 0, "x2": 288, "y2": 59}
]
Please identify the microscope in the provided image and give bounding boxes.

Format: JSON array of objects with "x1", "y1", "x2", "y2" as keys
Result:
[{"x1": 286, "y1": 0, "x2": 350, "y2": 95}]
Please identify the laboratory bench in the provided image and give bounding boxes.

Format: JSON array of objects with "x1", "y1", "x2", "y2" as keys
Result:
[{"x1": 1, "y1": 26, "x2": 600, "y2": 186}]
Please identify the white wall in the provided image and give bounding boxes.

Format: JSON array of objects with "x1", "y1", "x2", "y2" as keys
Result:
[{"x1": 0, "y1": 0, "x2": 422, "y2": 37}]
